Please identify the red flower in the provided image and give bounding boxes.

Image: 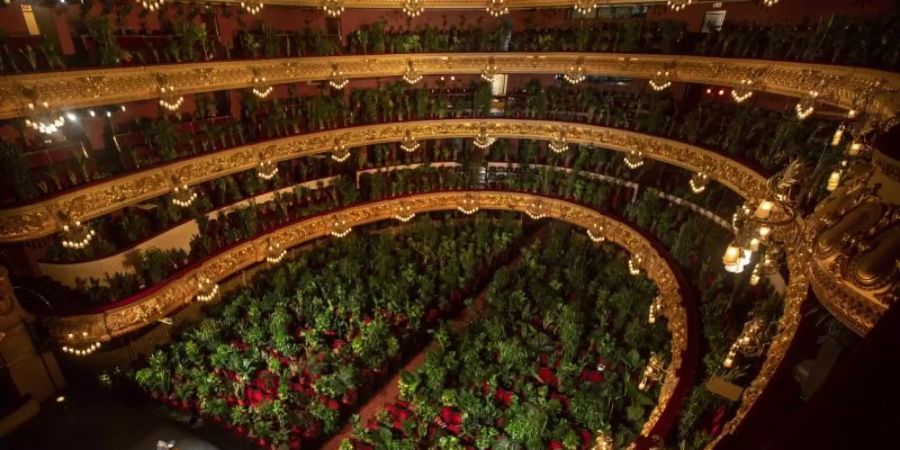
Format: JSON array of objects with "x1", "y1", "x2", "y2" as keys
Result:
[
  {"x1": 538, "y1": 367, "x2": 558, "y2": 385},
  {"x1": 548, "y1": 440, "x2": 564, "y2": 450},
  {"x1": 495, "y1": 388, "x2": 514, "y2": 406},
  {"x1": 579, "y1": 369, "x2": 604, "y2": 384}
]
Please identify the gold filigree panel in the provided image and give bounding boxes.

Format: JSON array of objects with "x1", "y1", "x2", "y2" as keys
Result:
[
  {"x1": 2, "y1": 53, "x2": 897, "y2": 120},
  {"x1": 173, "y1": 0, "x2": 663, "y2": 8},
  {"x1": 48, "y1": 191, "x2": 692, "y2": 443},
  {"x1": 0, "y1": 119, "x2": 766, "y2": 242}
]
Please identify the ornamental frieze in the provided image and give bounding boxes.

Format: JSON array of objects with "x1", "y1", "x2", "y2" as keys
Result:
[
  {"x1": 1, "y1": 53, "x2": 897, "y2": 120},
  {"x1": 0, "y1": 119, "x2": 767, "y2": 242},
  {"x1": 47, "y1": 189, "x2": 694, "y2": 444}
]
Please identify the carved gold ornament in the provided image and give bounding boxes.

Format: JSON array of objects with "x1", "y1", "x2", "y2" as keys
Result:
[
  {"x1": 2, "y1": 53, "x2": 896, "y2": 120},
  {"x1": 0, "y1": 119, "x2": 767, "y2": 242}
]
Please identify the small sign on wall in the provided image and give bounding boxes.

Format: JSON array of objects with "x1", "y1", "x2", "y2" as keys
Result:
[{"x1": 702, "y1": 10, "x2": 727, "y2": 33}]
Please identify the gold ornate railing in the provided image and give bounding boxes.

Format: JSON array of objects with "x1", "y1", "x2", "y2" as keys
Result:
[
  {"x1": 0, "y1": 118, "x2": 767, "y2": 242},
  {"x1": 1, "y1": 53, "x2": 897, "y2": 120},
  {"x1": 49, "y1": 189, "x2": 693, "y2": 445},
  {"x1": 170, "y1": 0, "x2": 670, "y2": 8}
]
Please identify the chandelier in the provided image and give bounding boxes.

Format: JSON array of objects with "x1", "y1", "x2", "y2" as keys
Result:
[
  {"x1": 457, "y1": 195, "x2": 479, "y2": 215},
  {"x1": 473, "y1": 125, "x2": 496, "y2": 149},
  {"x1": 328, "y1": 64, "x2": 349, "y2": 90},
  {"x1": 62, "y1": 341, "x2": 101, "y2": 357},
  {"x1": 525, "y1": 200, "x2": 547, "y2": 220},
  {"x1": 722, "y1": 240, "x2": 752, "y2": 273},
  {"x1": 548, "y1": 130, "x2": 569, "y2": 154},
  {"x1": 322, "y1": 0, "x2": 344, "y2": 17},
  {"x1": 667, "y1": 0, "x2": 692, "y2": 11},
  {"x1": 401, "y1": 60, "x2": 423, "y2": 85},
  {"x1": 628, "y1": 254, "x2": 643, "y2": 275},
  {"x1": 158, "y1": 80, "x2": 184, "y2": 112},
  {"x1": 573, "y1": 0, "x2": 596, "y2": 15},
  {"x1": 795, "y1": 90, "x2": 818, "y2": 120},
  {"x1": 648, "y1": 295, "x2": 664, "y2": 324},
  {"x1": 750, "y1": 247, "x2": 779, "y2": 287},
  {"x1": 649, "y1": 70, "x2": 672, "y2": 91},
  {"x1": 140, "y1": 0, "x2": 164, "y2": 11},
  {"x1": 241, "y1": 0, "x2": 264, "y2": 15},
  {"x1": 623, "y1": 149, "x2": 644, "y2": 169},
  {"x1": 24, "y1": 101, "x2": 65, "y2": 135},
  {"x1": 195, "y1": 275, "x2": 220, "y2": 302},
  {"x1": 394, "y1": 202, "x2": 416, "y2": 222},
  {"x1": 171, "y1": 181, "x2": 198, "y2": 208},
  {"x1": 61, "y1": 219, "x2": 96, "y2": 250},
  {"x1": 723, "y1": 317, "x2": 767, "y2": 368},
  {"x1": 731, "y1": 78, "x2": 754, "y2": 103},
  {"x1": 402, "y1": 0, "x2": 424, "y2": 17},
  {"x1": 331, "y1": 138, "x2": 351, "y2": 162},
  {"x1": 586, "y1": 223, "x2": 605, "y2": 243},
  {"x1": 266, "y1": 238, "x2": 286, "y2": 264},
  {"x1": 563, "y1": 58, "x2": 586, "y2": 85},
  {"x1": 749, "y1": 262, "x2": 762, "y2": 286},
  {"x1": 331, "y1": 216, "x2": 352, "y2": 238},
  {"x1": 689, "y1": 171, "x2": 709, "y2": 193},
  {"x1": 481, "y1": 57, "x2": 500, "y2": 82},
  {"x1": 638, "y1": 353, "x2": 666, "y2": 391},
  {"x1": 251, "y1": 74, "x2": 273, "y2": 98},
  {"x1": 485, "y1": 0, "x2": 509, "y2": 17},
  {"x1": 257, "y1": 155, "x2": 278, "y2": 180},
  {"x1": 763, "y1": 0, "x2": 779, "y2": 6},
  {"x1": 400, "y1": 129, "x2": 420, "y2": 153}
]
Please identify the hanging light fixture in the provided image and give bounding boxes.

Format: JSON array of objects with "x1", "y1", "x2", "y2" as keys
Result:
[
  {"x1": 830, "y1": 124, "x2": 845, "y2": 146},
  {"x1": 322, "y1": 0, "x2": 344, "y2": 17},
  {"x1": 158, "y1": 79, "x2": 184, "y2": 112},
  {"x1": 480, "y1": 57, "x2": 500, "y2": 82},
  {"x1": 731, "y1": 78, "x2": 754, "y2": 103},
  {"x1": 400, "y1": 129, "x2": 420, "y2": 153},
  {"x1": 61, "y1": 219, "x2": 97, "y2": 250},
  {"x1": 457, "y1": 195, "x2": 479, "y2": 215},
  {"x1": 140, "y1": 0, "x2": 165, "y2": 12},
  {"x1": 749, "y1": 263, "x2": 762, "y2": 286},
  {"x1": 848, "y1": 141, "x2": 864, "y2": 157},
  {"x1": 723, "y1": 317, "x2": 766, "y2": 368},
  {"x1": 171, "y1": 180, "x2": 198, "y2": 208},
  {"x1": 689, "y1": 171, "x2": 709, "y2": 193},
  {"x1": 573, "y1": 0, "x2": 596, "y2": 15},
  {"x1": 251, "y1": 73, "x2": 273, "y2": 99},
  {"x1": 548, "y1": 129, "x2": 569, "y2": 154},
  {"x1": 638, "y1": 353, "x2": 666, "y2": 391},
  {"x1": 24, "y1": 101, "x2": 65, "y2": 135},
  {"x1": 266, "y1": 238, "x2": 286, "y2": 264},
  {"x1": 401, "y1": 60, "x2": 423, "y2": 85},
  {"x1": 763, "y1": 0, "x2": 779, "y2": 6},
  {"x1": 795, "y1": 91, "x2": 818, "y2": 120},
  {"x1": 240, "y1": 0, "x2": 264, "y2": 15},
  {"x1": 394, "y1": 202, "x2": 416, "y2": 222},
  {"x1": 331, "y1": 215, "x2": 352, "y2": 238},
  {"x1": 331, "y1": 138, "x2": 351, "y2": 162},
  {"x1": 485, "y1": 0, "x2": 509, "y2": 17},
  {"x1": 666, "y1": 0, "x2": 692, "y2": 11},
  {"x1": 257, "y1": 154, "x2": 279, "y2": 180},
  {"x1": 473, "y1": 125, "x2": 496, "y2": 150},
  {"x1": 328, "y1": 63, "x2": 349, "y2": 90},
  {"x1": 628, "y1": 254, "x2": 643, "y2": 276},
  {"x1": 649, "y1": 70, "x2": 672, "y2": 91},
  {"x1": 586, "y1": 223, "x2": 605, "y2": 243},
  {"x1": 563, "y1": 58, "x2": 586, "y2": 85},
  {"x1": 624, "y1": 149, "x2": 644, "y2": 169},
  {"x1": 402, "y1": 0, "x2": 424, "y2": 17},
  {"x1": 195, "y1": 275, "x2": 220, "y2": 302},
  {"x1": 525, "y1": 200, "x2": 547, "y2": 220},
  {"x1": 826, "y1": 169, "x2": 842, "y2": 192}
]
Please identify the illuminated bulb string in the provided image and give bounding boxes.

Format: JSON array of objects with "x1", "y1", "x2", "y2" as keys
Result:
[
  {"x1": 473, "y1": 127, "x2": 496, "y2": 149},
  {"x1": 331, "y1": 140, "x2": 351, "y2": 162},
  {"x1": 252, "y1": 76, "x2": 273, "y2": 99},
  {"x1": 731, "y1": 79, "x2": 754, "y2": 103},
  {"x1": 140, "y1": 0, "x2": 164, "y2": 11},
  {"x1": 61, "y1": 221, "x2": 96, "y2": 250},
  {"x1": 196, "y1": 276, "x2": 220, "y2": 302},
  {"x1": 400, "y1": 130, "x2": 420, "y2": 153},
  {"x1": 586, "y1": 225, "x2": 605, "y2": 243},
  {"x1": 648, "y1": 296, "x2": 663, "y2": 324},
  {"x1": 322, "y1": 0, "x2": 344, "y2": 17},
  {"x1": 795, "y1": 91, "x2": 818, "y2": 120},
  {"x1": 573, "y1": 0, "x2": 596, "y2": 15},
  {"x1": 402, "y1": 61, "x2": 422, "y2": 85},
  {"x1": 649, "y1": 71, "x2": 672, "y2": 91},
  {"x1": 266, "y1": 241, "x2": 286, "y2": 264},
  {"x1": 25, "y1": 101, "x2": 66, "y2": 135},
  {"x1": 328, "y1": 65, "x2": 349, "y2": 90},
  {"x1": 331, "y1": 218, "x2": 352, "y2": 238},
  {"x1": 62, "y1": 341, "x2": 101, "y2": 357},
  {"x1": 171, "y1": 184, "x2": 198, "y2": 208},
  {"x1": 638, "y1": 353, "x2": 665, "y2": 391},
  {"x1": 457, "y1": 197, "x2": 479, "y2": 215},
  {"x1": 689, "y1": 172, "x2": 709, "y2": 193},
  {"x1": 158, "y1": 85, "x2": 184, "y2": 111},
  {"x1": 628, "y1": 254, "x2": 642, "y2": 275},
  {"x1": 257, "y1": 159, "x2": 279, "y2": 180},
  {"x1": 525, "y1": 202, "x2": 547, "y2": 220},
  {"x1": 481, "y1": 58, "x2": 500, "y2": 82},
  {"x1": 624, "y1": 150, "x2": 644, "y2": 169},
  {"x1": 667, "y1": 0, "x2": 692, "y2": 11},
  {"x1": 241, "y1": 0, "x2": 264, "y2": 15},
  {"x1": 394, "y1": 204, "x2": 416, "y2": 222},
  {"x1": 549, "y1": 132, "x2": 569, "y2": 154},
  {"x1": 563, "y1": 62, "x2": 586, "y2": 85}
]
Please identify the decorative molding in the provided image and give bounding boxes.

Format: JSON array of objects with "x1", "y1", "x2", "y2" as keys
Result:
[
  {"x1": 1, "y1": 53, "x2": 897, "y2": 120},
  {"x1": 48, "y1": 190, "x2": 694, "y2": 443},
  {"x1": 0, "y1": 119, "x2": 767, "y2": 242},
  {"x1": 169, "y1": 0, "x2": 679, "y2": 8}
]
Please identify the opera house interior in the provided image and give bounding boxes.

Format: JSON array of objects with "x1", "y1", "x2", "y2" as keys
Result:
[{"x1": 0, "y1": 0, "x2": 897, "y2": 449}]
